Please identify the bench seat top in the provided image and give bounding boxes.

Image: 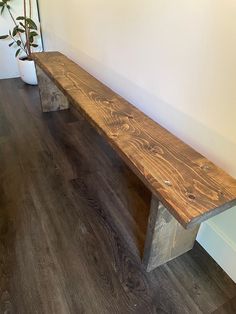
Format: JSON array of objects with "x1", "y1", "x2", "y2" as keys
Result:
[{"x1": 32, "y1": 51, "x2": 236, "y2": 228}]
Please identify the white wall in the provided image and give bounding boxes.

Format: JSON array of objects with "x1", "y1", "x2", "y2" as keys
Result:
[
  {"x1": 38, "y1": 0, "x2": 236, "y2": 281},
  {"x1": 0, "y1": 0, "x2": 41, "y2": 79}
]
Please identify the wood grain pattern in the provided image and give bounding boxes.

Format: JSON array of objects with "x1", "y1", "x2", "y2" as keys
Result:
[
  {"x1": 32, "y1": 51, "x2": 236, "y2": 228},
  {"x1": 213, "y1": 296, "x2": 236, "y2": 314},
  {"x1": 143, "y1": 196, "x2": 199, "y2": 271},
  {"x1": 0, "y1": 78, "x2": 236, "y2": 313},
  {"x1": 36, "y1": 65, "x2": 69, "y2": 112}
]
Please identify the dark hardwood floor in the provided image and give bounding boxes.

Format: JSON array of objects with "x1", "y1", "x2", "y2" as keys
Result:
[{"x1": 0, "y1": 78, "x2": 236, "y2": 314}]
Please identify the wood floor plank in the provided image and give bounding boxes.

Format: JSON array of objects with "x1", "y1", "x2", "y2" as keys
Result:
[
  {"x1": 0, "y1": 78, "x2": 236, "y2": 313},
  {"x1": 213, "y1": 296, "x2": 236, "y2": 314},
  {"x1": 163, "y1": 253, "x2": 232, "y2": 313}
]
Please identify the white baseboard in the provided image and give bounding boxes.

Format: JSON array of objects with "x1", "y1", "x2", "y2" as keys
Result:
[{"x1": 197, "y1": 221, "x2": 236, "y2": 283}]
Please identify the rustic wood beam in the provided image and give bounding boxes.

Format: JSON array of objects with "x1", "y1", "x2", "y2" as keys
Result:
[
  {"x1": 143, "y1": 196, "x2": 200, "y2": 272},
  {"x1": 36, "y1": 65, "x2": 69, "y2": 112},
  {"x1": 32, "y1": 52, "x2": 236, "y2": 272},
  {"x1": 32, "y1": 52, "x2": 236, "y2": 229}
]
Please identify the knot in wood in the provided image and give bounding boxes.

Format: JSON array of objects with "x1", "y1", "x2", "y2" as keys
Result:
[{"x1": 164, "y1": 180, "x2": 172, "y2": 187}]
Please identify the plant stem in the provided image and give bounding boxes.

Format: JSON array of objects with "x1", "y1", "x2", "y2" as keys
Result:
[
  {"x1": 29, "y1": 0, "x2": 33, "y2": 57},
  {"x1": 29, "y1": 0, "x2": 32, "y2": 19},
  {"x1": 24, "y1": 0, "x2": 31, "y2": 57},
  {"x1": 23, "y1": 0, "x2": 27, "y2": 20}
]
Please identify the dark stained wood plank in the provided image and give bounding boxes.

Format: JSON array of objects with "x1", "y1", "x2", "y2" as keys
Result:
[
  {"x1": 0, "y1": 109, "x2": 11, "y2": 138},
  {"x1": 0, "y1": 78, "x2": 236, "y2": 313},
  {"x1": 162, "y1": 251, "x2": 233, "y2": 313},
  {"x1": 213, "y1": 296, "x2": 236, "y2": 314},
  {"x1": 188, "y1": 243, "x2": 236, "y2": 299},
  {"x1": 32, "y1": 51, "x2": 236, "y2": 228},
  {"x1": 1, "y1": 78, "x2": 158, "y2": 313}
]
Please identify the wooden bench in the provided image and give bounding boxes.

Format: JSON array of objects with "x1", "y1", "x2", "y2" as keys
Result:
[{"x1": 32, "y1": 51, "x2": 236, "y2": 272}]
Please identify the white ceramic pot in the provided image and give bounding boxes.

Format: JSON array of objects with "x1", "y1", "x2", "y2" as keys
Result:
[{"x1": 18, "y1": 57, "x2": 38, "y2": 85}]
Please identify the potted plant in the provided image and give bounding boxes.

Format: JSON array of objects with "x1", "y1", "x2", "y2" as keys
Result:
[{"x1": 0, "y1": 0, "x2": 40, "y2": 85}]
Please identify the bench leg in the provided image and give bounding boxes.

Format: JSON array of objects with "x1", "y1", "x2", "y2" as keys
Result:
[
  {"x1": 143, "y1": 195, "x2": 200, "y2": 272},
  {"x1": 36, "y1": 65, "x2": 70, "y2": 113}
]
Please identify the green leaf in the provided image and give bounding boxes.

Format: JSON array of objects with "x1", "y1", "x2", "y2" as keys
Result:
[
  {"x1": 19, "y1": 22, "x2": 25, "y2": 28},
  {"x1": 30, "y1": 31, "x2": 38, "y2": 37},
  {"x1": 31, "y1": 44, "x2": 38, "y2": 48},
  {"x1": 9, "y1": 41, "x2": 14, "y2": 47},
  {"x1": 16, "y1": 16, "x2": 25, "y2": 21},
  {"x1": 0, "y1": 34, "x2": 8, "y2": 39},
  {"x1": 1, "y1": 5, "x2": 5, "y2": 14},
  {"x1": 12, "y1": 26, "x2": 18, "y2": 37},
  {"x1": 18, "y1": 28, "x2": 25, "y2": 33},
  {"x1": 15, "y1": 48, "x2": 21, "y2": 58},
  {"x1": 26, "y1": 18, "x2": 37, "y2": 30},
  {"x1": 16, "y1": 40, "x2": 21, "y2": 46}
]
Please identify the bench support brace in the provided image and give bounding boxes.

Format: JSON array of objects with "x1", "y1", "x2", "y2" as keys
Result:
[
  {"x1": 143, "y1": 196, "x2": 200, "y2": 272},
  {"x1": 36, "y1": 65, "x2": 70, "y2": 113}
]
